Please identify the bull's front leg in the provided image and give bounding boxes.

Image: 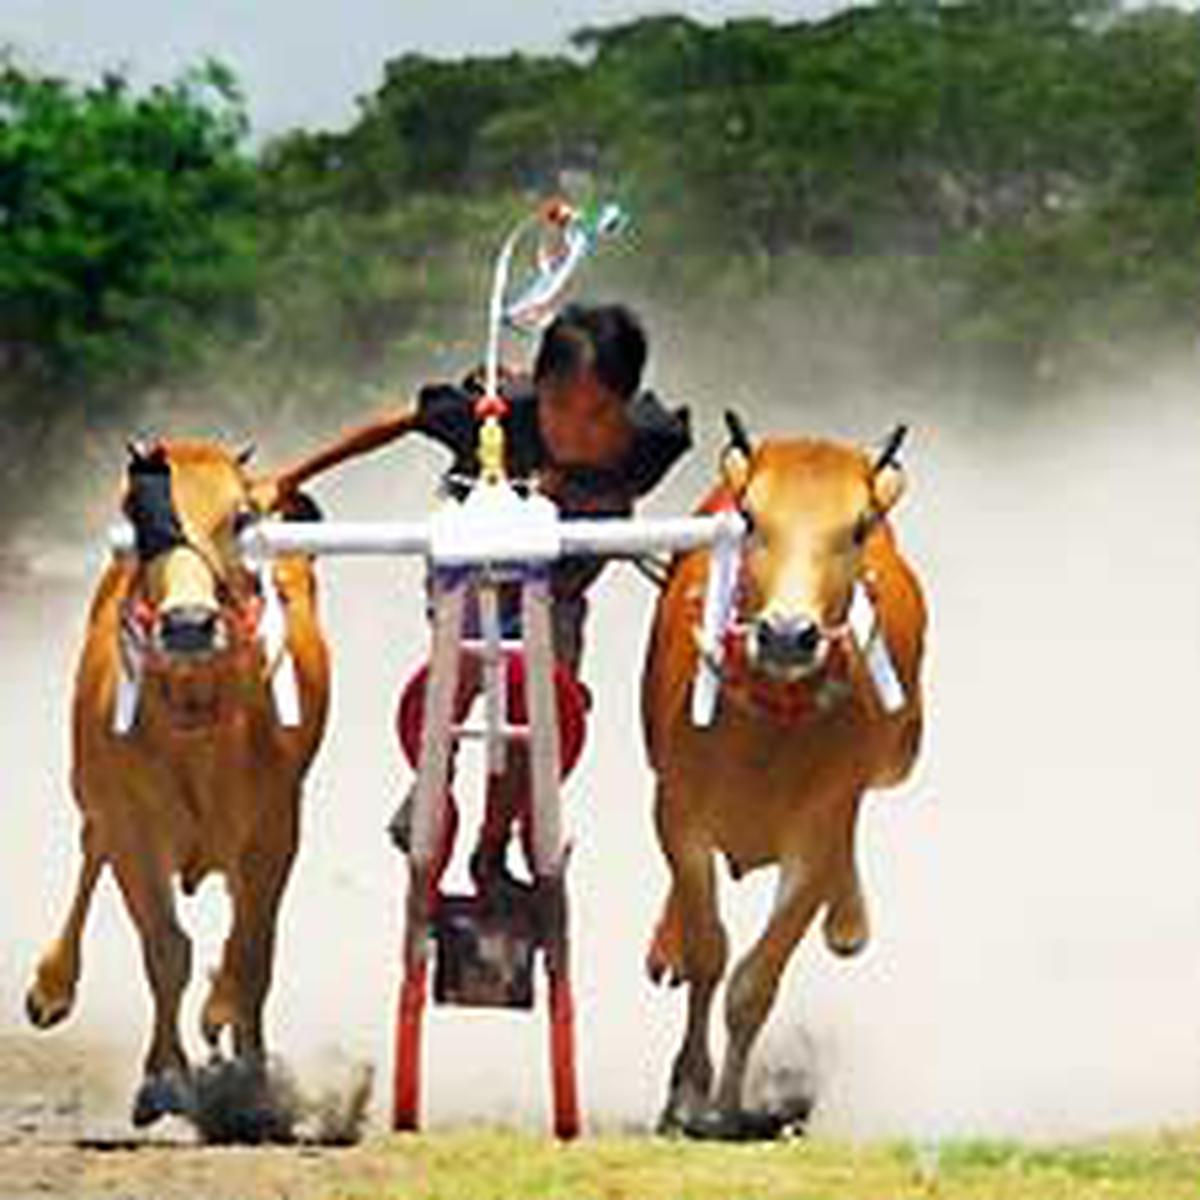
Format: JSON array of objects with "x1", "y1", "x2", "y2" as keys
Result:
[
  {"x1": 655, "y1": 784, "x2": 728, "y2": 1134},
  {"x1": 206, "y1": 791, "x2": 300, "y2": 1065},
  {"x1": 698, "y1": 857, "x2": 825, "y2": 1141},
  {"x1": 645, "y1": 882, "x2": 684, "y2": 987},
  {"x1": 27, "y1": 817, "x2": 104, "y2": 1029},
  {"x1": 192, "y1": 812, "x2": 299, "y2": 1144},
  {"x1": 106, "y1": 829, "x2": 195, "y2": 1127}
]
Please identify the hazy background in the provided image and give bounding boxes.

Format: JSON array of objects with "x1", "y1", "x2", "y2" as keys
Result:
[{"x1": 3, "y1": 344, "x2": 1199, "y2": 1143}]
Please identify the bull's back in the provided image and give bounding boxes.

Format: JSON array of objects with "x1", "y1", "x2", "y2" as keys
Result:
[
  {"x1": 861, "y1": 522, "x2": 926, "y2": 785},
  {"x1": 641, "y1": 547, "x2": 710, "y2": 773},
  {"x1": 865, "y1": 522, "x2": 926, "y2": 702},
  {"x1": 273, "y1": 553, "x2": 331, "y2": 769}
]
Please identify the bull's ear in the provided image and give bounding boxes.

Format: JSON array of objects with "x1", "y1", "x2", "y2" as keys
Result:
[
  {"x1": 871, "y1": 423, "x2": 909, "y2": 513},
  {"x1": 721, "y1": 409, "x2": 754, "y2": 495}
]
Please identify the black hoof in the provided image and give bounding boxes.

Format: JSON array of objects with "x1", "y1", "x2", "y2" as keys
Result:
[
  {"x1": 131, "y1": 1069, "x2": 194, "y2": 1128},
  {"x1": 656, "y1": 1089, "x2": 712, "y2": 1138},
  {"x1": 656, "y1": 1106, "x2": 688, "y2": 1137},
  {"x1": 682, "y1": 1107, "x2": 788, "y2": 1142},
  {"x1": 189, "y1": 1055, "x2": 297, "y2": 1145}
]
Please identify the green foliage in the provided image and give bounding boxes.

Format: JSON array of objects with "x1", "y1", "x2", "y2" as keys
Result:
[
  {"x1": 0, "y1": 58, "x2": 257, "y2": 389},
  {"x1": 0, "y1": 57, "x2": 259, "y2": 532}
]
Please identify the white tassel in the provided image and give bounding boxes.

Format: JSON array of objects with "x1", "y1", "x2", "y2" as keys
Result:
[
  {"x1": 113, "y1": 639, "x2": 141, "y2": 736},
  {"x1": 848, "y1": 583, "x2": 906, "y2": 714},
  {"x1": 691, "y1": 525, "x2": 743, "y2": 728},
  {"x1": 259, "y1": 565, "x2": 302, "y2": 727}
]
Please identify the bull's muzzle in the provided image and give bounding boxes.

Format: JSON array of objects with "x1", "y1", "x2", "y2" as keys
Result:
[
  {"x1": 749, "y1": 613, "x2": 826, "y2": 679},
  {"x1": 157, "y1": 605, "x2": 223, "y2": 657}
]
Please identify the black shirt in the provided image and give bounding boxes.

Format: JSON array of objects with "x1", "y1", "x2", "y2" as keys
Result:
[{"x1": 414, "y1": 379, "x2": 691, "y2": 597}]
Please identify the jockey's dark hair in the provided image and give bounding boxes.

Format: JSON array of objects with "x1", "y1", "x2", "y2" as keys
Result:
[{"x1": 534, "y1": 303, "x2": 646, "y2": 401}]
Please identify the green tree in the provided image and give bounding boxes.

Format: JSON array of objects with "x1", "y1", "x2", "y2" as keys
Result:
[{"x1": 0, "y1": 57, "x2": 259, "y2": 535}]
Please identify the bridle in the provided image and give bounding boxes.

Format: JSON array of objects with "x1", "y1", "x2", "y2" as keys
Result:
[
  {"x1": 116, "y1": 532, "x2": 277, "y2": 732},
  {"x1": 686, "y1": 470, "x2": 897, "y2": 725},
  {"x1": 688, "y1": 536, "x2": 873, "y2": 724}
]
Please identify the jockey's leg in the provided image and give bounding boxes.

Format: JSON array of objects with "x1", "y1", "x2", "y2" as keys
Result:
[
  {"x1": 390, "y1": 657, "x2": 480, "y2": 884},
  {"x1": 471, "y1": 595, "x2": 587, "y2": 890}
]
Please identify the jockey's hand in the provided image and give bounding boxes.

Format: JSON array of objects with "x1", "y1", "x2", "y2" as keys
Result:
[{"x1": 462, "y1": 361, "x2": 522, "y2": 394}]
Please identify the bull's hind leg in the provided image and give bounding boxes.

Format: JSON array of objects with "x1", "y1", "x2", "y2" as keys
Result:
[
  {"x1": 696, "y1": 859, "x2": 824, "y2": 1140},
  {"x1": 823, "y1": 867, "x2": 869, "y2": 958},
  {"x1": 108, "y1": 842, "x2": 195, "y2": 1126},
  {"x1": 822, "y1": 800, "x2": 869, "y2": 958},
  {"x1": 26, "y1": 820, "x2": 104, "y2": 1029}
]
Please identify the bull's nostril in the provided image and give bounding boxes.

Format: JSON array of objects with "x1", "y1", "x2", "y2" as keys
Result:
[
  {"x1": 159, "y1": 607, "x2": 218, "y2": 655},
  {"x1": 758, "y1": 615, "x2": 822, "y2": 665},
  {"x1": 794, "y1": 621, "x2": 820, "y2": 656}
]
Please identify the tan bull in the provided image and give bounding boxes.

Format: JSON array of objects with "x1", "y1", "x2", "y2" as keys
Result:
[
  {"x1": 24, "y1": 437, "x2": 357, "y2": 1128},
  {"x1": 642, "y1": 414, "x2": 926, "y2": 1139}
]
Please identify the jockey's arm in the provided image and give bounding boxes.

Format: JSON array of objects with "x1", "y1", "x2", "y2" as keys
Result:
[{"x1": 255, "y1": 405, "x2": 421, "y2": 512}]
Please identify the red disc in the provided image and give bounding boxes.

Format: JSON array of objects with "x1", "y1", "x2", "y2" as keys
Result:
[{"x1": 396, "y1": 653, "x2": 588, "y2": 777}]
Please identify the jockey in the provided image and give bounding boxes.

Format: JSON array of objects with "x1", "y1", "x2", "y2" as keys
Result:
[{"x1": 315, "y1": 302, "x2": 692, "y2": 890}]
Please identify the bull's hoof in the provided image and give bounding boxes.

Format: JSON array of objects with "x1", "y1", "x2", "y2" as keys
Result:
[
  {"x1": 131, "y1": 1068, "x2": 194, "y2": 1127},
  {"x1": 823, "y1": 891, "x2": 870, "y2": 958},
  {"x1": 681, "y1": 1107, "x2": 789, "y2": 1142},
  {"x1": 25, "y1": 984, "x2": 72, "y2": 1030},
  {"x1": 656, "y1": 1104, "x2": 691, "y2": 1137},
  {"x1": 190, "y1": 1056, "x2": 297, "y2": 1145},
  {"x1": 656, "y1": 1081, "x2": 712, "y2": 1137},
  {"x1": 645, "y1": 942, "x2": 684, "y2": 988}
]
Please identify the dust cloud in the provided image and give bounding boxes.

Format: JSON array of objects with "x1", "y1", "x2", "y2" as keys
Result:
[{"x1": 2, "y1": 353, "x2": 1199, "y2": 1145}]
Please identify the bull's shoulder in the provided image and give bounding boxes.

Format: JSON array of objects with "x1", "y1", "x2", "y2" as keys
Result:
[
  {"x1": 641, "y1": 544, "x2": 709, "y2": 768},
  {"x1": 72, "y1": 564, "x2": 131, "y2": 727},
  {"x1": 864, "y1": 521, "x2": 927, "y2": 686},
  {"x1": 84, "y1": 562, "x2": 133, "y2": 628}
]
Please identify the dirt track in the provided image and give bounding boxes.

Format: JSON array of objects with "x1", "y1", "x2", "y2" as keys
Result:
[
  {"x1": 0, "y1": 1032, "x2": 385, "y2": 1199},
  {"x1": 0, "y1": 1141, "x2": 380, "y2": 1200}
]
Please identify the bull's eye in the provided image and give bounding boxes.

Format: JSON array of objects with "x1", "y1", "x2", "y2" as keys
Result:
[{"x1": 738, "y1": 506, "x2": 763, "y2": 548}]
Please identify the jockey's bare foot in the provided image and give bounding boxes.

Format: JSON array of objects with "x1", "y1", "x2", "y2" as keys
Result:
[{"x1": 469, "y1": 845, "x2": 530, "y2": 905}]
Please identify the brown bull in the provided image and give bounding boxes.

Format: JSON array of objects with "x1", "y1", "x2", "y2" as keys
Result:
[
  {"x1": 24, "y1": 436, "x2": 355, "y2": 1128},
  {"x1": 642, "y1": 414, "x2": 926, "y2": 1139}
]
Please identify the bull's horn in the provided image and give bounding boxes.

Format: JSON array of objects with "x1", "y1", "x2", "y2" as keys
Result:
[
  {"x1": 874, "y1": 424, "x2": 908, "y2": 472},
  {"x1": 724, "y1": 410, "x2": 754, "y2": 458},
  {"x1": 236, "y1": 442, "x2": 257, "y2": 467}
]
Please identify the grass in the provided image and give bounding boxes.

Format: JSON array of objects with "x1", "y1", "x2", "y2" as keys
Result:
[{"x1": 312, "y1": 1127, "x2": 1200, "y2": 1200}]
